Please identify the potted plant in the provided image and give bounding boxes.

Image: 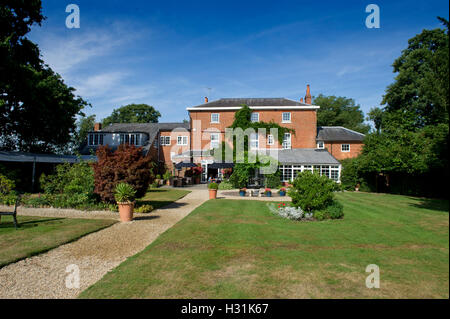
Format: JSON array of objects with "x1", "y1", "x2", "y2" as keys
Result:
[
  {"x1": 163, "y1": 170, "x2": 172, "y2": 186},
  {"x1": 279, "y1": 187, "x2": 286, "y2": 196},
  {"x1": 208, "y1": 182, "x2": 218, "y2": 199},
  {"x1": 239, "y1": 188, "x2": 247, "y2": 197},
  {"x1": 265, "y1": 188, "x2": 272, "y2": 197},
  {"x1": 115, "y1": 183, "x2": 136, "y2": 222},
  {"x1": 192, "y1": 166, "x2": 202, "y2": 184}
]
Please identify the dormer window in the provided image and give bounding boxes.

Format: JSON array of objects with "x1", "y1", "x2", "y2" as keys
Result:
[
  {"x1": 317, "y1": 141, "x2": 324, "y2": 149},
  {"x1": 88, "y1": 133, "x2": 104, "y2": 146},
  {"x1": 120, "y1": 133, "x2": 141, "y2": 146}
]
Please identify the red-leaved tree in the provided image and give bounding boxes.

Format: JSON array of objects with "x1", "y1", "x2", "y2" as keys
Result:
[{"x1": 92, "y1": 144, "x2": 154, "y2": 202}]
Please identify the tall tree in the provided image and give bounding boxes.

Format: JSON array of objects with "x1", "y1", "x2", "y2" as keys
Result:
[
  {"x1": 102, "y1": 104, "x2": 161, "y2": 126},
  {"x1": 0, "y1": 0, "x2": 88, "y2": 153},
  {"x1": 313, "y1": 94, "x2": 370, "y2": 134},
  {"x1": 382, "y1": 17, "x2": 449, "y2": 129}
]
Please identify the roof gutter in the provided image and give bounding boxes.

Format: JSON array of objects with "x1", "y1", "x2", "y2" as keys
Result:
[{"x1": 186, "y1": 105, "x2": 320, "y2": 111}]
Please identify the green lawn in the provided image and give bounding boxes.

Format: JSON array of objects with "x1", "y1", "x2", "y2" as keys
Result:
[
  {"x1": 80, "y1": 192, "x2": 449, "y2": 299},
  {"x1": 137, "y1": 188, "x2": 191, "y2": 210},
  {"x1": 0, "y1": 216, "x2": 116, "y2": 267}
]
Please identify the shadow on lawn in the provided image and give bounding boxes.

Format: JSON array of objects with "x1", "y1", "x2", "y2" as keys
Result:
[
  {"x1": 0, "y1": 218, "x2": 65, "y2": 229},
  {"x1": 408, "y1": 197, "x2": 449, "y2": 213}
]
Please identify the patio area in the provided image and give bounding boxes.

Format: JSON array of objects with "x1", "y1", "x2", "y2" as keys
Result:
[{"x1": 218, "y1": 189, "x2": 292, "y2": 201}]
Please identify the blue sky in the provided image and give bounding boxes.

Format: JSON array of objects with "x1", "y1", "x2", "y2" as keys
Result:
[{"x1": 29, "y1": 0, "x2": 449, "y2": 123}]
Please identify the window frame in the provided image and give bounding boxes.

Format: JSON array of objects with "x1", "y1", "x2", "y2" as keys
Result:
[
  {"x1": 177, "y1": 136, "x2": 188, "y2": 146},
  {"x1": 160, "y1": 136, "x2": 171, "y2": 146},
  {"x1": 250, "y1": 133, "x2": 259, "y2": 150},
  {"x1": 317, "y1": 141, "x2": 324, "y2": 149},
  {"x1": 210, "y1": 133, "x2": 220, "y2": 149},
  {"x1": 341, "y1": 144, "x2": 350, "y2": 152},
  {"x1": 267, "y1": 134, "x2": 274, "y2": 145},
  {"x1": 211, "y1": 113, "x2": 220, "y2": 123},
  {"x1": 282, "y1": 133, "x2": 291, "y2": 149},
  {"x1": 282, "y1": 112, "x2": 291, "y2": 123},
  {"x1": 88, "y1": 133, "x2": 104, "y2": 146},
  {"x1": 250, "y1": 112, "x2": 259, "y2": 123}
]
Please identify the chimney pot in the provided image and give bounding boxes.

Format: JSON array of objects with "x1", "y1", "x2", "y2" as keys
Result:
[
  {"x1": 204, "y1": 97, "x2": 209, "y2": 103},
  {"x1": 300, "y1": 97, "x2": 304, "y2": 103},
  {"x1": 94, "y1": 123, "x2": 102, "y2": 131},
  {"x1": 305, "y1": 84, "x2": 312, "y2": 104}
]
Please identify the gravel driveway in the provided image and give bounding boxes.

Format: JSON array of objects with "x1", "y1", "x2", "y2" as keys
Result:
[{"x1": 0, "y1": 188, "x2": 208, "y2": 299}]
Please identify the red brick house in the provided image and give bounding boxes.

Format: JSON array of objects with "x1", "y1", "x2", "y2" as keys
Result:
[{"x1": 82, "y1": 85, "x2": 364, "y2": 183}]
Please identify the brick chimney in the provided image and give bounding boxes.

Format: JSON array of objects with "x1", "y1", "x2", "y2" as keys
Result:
[
  {"x1": 204, "y1": 97, "x2": 208, "y2": 103},
  {"x1": 300, "y1": 97, "x2": 304, "y2": 103},
  {"x1": 305, "y1": 84, "x2": 312, "y2": 104},
  {"x1": 94, "y1": 123, "x2": 102, "y2": 131}
]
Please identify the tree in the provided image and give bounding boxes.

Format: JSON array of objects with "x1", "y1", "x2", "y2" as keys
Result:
[
  {"x1": 314, "y1": 94, "x2": 370, "y2": 134},
  {"x1": 0, "y1": 1, "x2": 89, "y2": 153},
  {"x1": 102, "y1": 104, "x2": 161, "y2": 126},
  {"x1": 382, "y1": 17, "x2": 449, "y2": 129},
  {"x1": 92, "y1": 144, "x2": 154, "y2": 203},
  {"x1": 342, "y1": 18, "x2": 449, "y2": 198}
]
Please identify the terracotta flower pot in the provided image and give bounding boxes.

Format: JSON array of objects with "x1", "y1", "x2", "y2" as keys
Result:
[
  {"x1": 209, "y1": 189, "x2": 217, "y2": 199},
  {"x1": 166, "y1": 179, "x2": 171, "y2": 186},
  {"x1": 118, "y1": 202, "x2": 134, "y2": 222}
]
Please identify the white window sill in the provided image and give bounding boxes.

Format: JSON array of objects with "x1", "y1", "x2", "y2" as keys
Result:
[{"x1": 281, "y1": 121, "x2": 291, "y2": 124}]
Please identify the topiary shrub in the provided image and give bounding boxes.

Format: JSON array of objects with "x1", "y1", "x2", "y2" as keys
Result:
[
  {"x1": 92, "y1": 145, "x2": 153, "y2": 203},
  {"x1": 0, "y1": 173, "x2": 17, "y2": 205},
  {"x1": 288, "y1": 171, "x2": 340, "y2": 212}
]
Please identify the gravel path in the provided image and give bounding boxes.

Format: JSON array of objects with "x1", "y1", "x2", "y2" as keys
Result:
[{"x1": 0, "y1": 189, "x2": 208, "y2": 299}]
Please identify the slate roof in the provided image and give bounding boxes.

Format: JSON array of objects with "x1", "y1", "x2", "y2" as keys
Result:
[
  {"x1": 81, "y1": 122, "x2": 190, "y2": 155},
  {"x1": 189, "y1": 98, "x2": 311, "y2": 108},
  {"x1": 316, "y1": 126, "x2": 365, "y2": 142},
  {"x1": 277, "y1": 148, "x2": 340, "y2": 165},
  {"x1": 0, "y1": 151, "x2": 96, "y2": 163}
]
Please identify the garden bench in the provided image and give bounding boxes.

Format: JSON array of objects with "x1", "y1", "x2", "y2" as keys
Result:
[{"x1": 0, "y1": 195, "x2": 20, "y2": 229}]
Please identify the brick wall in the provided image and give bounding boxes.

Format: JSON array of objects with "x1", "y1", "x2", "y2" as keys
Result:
[
  {"x1": 189, "y1": 109, "x2": 317, "y2": 150},
  {"x1": 324, "y1": 141, "x2": 363, "y2": 160}
]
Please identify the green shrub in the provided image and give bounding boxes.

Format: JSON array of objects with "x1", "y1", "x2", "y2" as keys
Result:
[
  {"x1": 114, "y1": 183, "x2": 136, "y2": 203},
  {"x1": 135, "y1": 204, "x2": 154, "y2": 213},
  {"x1": 149, "y1": 181, "x2": 158, "y2": 189},
  {"x1": 163, "y1": 170, "x2": 172, "y2": 181},
  {"x1": 155, "y1": 174, "x2": 161, "y2": 179},
  {"x1": 264, "y1": 173, "x2": 281, "y2": 188},
  {"x1": 218, "y1": 180, "x2": 233, "y2": 190},
  {"x1": 326, "y1": 200, "x2": 344, "y2": 219},
  {"x1": 208, "y1": 182, "x2": 219, "y2": 190},
  {"x1": 21, "y1": 194, "x2": 51, "y2": 208},
  {"x1": 313, "y1": 210, "x2": 327, "y2": 221},
  {"x1": 0, "y1": 174, "x2": 17, "y2": 205},
  {"x1": 288, "y1": 171, "x2": 340, "y2": 212}
]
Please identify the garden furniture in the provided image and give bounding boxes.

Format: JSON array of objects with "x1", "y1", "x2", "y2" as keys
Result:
[{"x1": 0, "y1": 195, "x2": 21, "y2": 229}]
